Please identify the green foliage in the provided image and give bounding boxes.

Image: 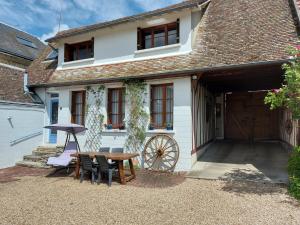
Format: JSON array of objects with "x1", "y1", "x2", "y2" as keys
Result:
[
  {"x1": 288, "y1": 146, "x2": 300, "y2": 200},
  {"x1": 123, "y1": 79, "x2": 149, "y2": 154},
  {"x1": 264, "y1": 46, "x2": 300, "y2": 119}
]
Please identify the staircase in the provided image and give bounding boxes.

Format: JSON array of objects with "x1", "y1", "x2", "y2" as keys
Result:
[{"x1": 16, "y1": 145, "x2": 64, "y2": 168}]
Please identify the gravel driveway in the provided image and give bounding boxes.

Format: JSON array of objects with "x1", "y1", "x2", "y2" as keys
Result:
[{"x1": 0, "y1": 168, "x2": 299, "y2": 225}]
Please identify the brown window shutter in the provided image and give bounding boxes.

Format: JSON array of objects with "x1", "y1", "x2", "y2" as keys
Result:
[
  {"x1": 176, "y1": 19, "x2": 180, "y2": 43},
  {"x1": 107, "y1": 89, "x2": 112, "y2": 125},
  {"x1": 71, "y1": 92, "x2": 76, "y2": 123},
  {"x1": 64, "y1": 44, "x2": 70, "y2": 62},
  {"x1": 91, "y1": 38, "x2": 94, "y2": 58},
  {"x1": 137, "y1": 28, "x2": 142, "y2": 50},
  {"x1": 82, "y1": 91, "x2": 86, "y2": 125}
]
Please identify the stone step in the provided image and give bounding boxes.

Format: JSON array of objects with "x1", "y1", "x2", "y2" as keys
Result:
[
  {"x1": 23, "y1": 155, "x2": 43, "y2": 162},
  {"x1": 16, "y1": 160, "x2": 51, "y2": 169}
]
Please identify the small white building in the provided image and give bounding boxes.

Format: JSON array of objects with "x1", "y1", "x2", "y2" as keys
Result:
[
  {"x1": 28, "y1": 0, "x2": 299, "y2": 171},
  {"x1": 0, "y1": 23, "x2": 45, "y2": 168}
]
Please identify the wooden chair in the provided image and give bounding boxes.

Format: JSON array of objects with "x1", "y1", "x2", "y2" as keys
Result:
[
  {"x1": 99, "y1": 147, "x2": 110, "y2": 152},
  {"x1": 95, "y1": 155, "x2": 117, "y2": 186},
  {"x1": 79, "y1": 155, "x2": 97, "y2": 184},
  {"x1": 111, "y1": 147, "x2": 124, "y2": 153}
]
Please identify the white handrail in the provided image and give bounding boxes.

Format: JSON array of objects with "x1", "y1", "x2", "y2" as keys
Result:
[{"x1": 10, "y1": 131, "x2": 42, "y2": 146}]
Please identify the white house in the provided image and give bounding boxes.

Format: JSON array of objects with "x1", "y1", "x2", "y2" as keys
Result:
[{"x1": 27, "y1": 0, "x2": 299, "y2": 171}]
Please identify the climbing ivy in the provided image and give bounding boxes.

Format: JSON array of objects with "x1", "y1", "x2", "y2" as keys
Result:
[
  {"x1": 85, "y1": 85, "x2": 105, "y2": 150},
  {"x1": 123, "y1": 79, "x2": 149, "y2": 158},
  {"x1": 265, "y1": 46, "x2": 300, "y2": 200}
]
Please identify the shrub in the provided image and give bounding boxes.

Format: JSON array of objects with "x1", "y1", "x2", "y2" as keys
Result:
[{"x1": 288, "y1": 146, "x2": 300, "y2": 199}]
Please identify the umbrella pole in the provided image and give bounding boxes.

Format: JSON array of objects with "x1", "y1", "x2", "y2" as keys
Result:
[{"x1": 72, "y1": 132, "x2": 81, "y2": 152}]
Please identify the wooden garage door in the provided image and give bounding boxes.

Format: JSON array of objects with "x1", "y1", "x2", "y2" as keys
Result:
[{"x1": 225, "y1": 92, "x2": 279, "y2": 141}]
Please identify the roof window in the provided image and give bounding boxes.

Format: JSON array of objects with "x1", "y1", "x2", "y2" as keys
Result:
[{"x1": 16, "y1": 36, "x2": 37, "y2": 48}]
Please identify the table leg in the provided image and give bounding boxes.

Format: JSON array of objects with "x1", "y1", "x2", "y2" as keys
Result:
[
  {"x1": 129, "y1": 159, "x2": 136, "y2": 179},
  {"x1": 118, "y1": 160, "x2": 125, "y2": 185},
  {"x1": 75, "y1": 157, "x2": 80, "y2": 179}
]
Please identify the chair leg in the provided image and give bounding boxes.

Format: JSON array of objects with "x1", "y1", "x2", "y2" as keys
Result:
[
  {"x1": 108, "y1": 169, "x2": 113, "y2": 187},
  {"x1": 80, "y1": 168, "x2": 84, "y2": 183},
  {"x1": 91, "y1": 172, "x2": 95, "y2": 184},
  {"x1": 97, "y1": 169, "x2": 102, "y2": 185}
]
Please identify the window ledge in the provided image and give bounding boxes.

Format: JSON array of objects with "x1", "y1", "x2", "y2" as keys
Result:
[
  {"x1": 62, "y1": 58, "x2": 94, "y2": 66},
  {"x1": 134, "y1": 44, "x2": 180, "y2": 55},
  {"x1": 147, "y1": 129, "x2": 175, "y2": 134},
  {"x1": 102, "y1": 129, "x2": 127, "y2": 134}
]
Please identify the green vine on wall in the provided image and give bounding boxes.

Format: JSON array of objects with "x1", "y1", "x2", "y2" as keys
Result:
[
  {"x1": 123, "y1": 79, "x2": 149, "y2": 158},
  {"x1": 85, "y1": 85, "x2": 105, "y2": 150}
]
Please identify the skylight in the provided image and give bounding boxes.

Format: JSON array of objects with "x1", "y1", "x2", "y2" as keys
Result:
[
  {"x1": 16, "y1": 36, "x2": 37, "y2": 48},
  {"x1": 45, "y1": 49, "x2": 58, "y2": 60}
]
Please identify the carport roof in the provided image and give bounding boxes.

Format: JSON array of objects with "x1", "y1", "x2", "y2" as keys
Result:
[{"x1": 28, "y1": 0, "x2": 299, "y2": 87}]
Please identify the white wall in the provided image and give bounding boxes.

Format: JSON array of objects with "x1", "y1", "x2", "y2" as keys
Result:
[
  {"x1": 57, "y1": 10, "x2": 196, "y2": 70},
  {"x1": 0, "y1": 102, "x2": 44, "y2": 168},
  {"x1": 43, "y1": 77, "x2": 193, "y2": 171}
]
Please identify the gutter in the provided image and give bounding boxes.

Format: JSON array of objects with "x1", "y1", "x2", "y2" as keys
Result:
[
  {"x1": 291, "y1": 0, "x2": 300, "y2": 35},
  {"x1": 28, "y1": 59, "x2": 288, "y2": 88}
]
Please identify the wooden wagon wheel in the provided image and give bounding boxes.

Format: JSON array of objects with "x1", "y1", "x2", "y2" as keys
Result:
[{"x1": 143, "y1": 134, "x2": 179, "y2": 172}]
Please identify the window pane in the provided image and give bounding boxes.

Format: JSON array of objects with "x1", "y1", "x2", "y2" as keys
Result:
[
  {"x1": 168, "y1": 29, "x2": 177, "y2": 45},
  {"x1": 154, "y1": 29, "x2": 165, "y2": 47},
  {"x1": 144, "y1": 31, "x2": 152, "y2": 49},
  {"x1": 78, "y1": 46, "x2": 89, "y2": 60}
]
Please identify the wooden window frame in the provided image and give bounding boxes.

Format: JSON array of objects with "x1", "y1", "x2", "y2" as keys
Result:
[
  {"x1": 137, "y1": 19, "x2": 180, "y2": 50},
  {"x1": 71, "y1": 91, "x2": 86, "y2": 125},
  {"x1": 64, "y1": 38, "x2": 94, "y2": 62},
  {"x1": 150, "y1": 83, "x2": 174, "y2": 129},
  {"x1": 107, "y1": 88, "x2": 125, "y2": 129}
]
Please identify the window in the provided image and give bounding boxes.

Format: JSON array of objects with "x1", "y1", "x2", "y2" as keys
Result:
[
  {"x1": 71, "y1": 91, "x2": 86, "y2": 125},
  {"x1": 137, "y1": 20, "x2": 179, "y2": 50},
  {"x1": 107, "y1": 88, "x2": 125, "y2": 129},
  {"x1": 150, "y1": 84, "x2": 173, "y2": 129},
  {"x1": 45, "y1": 49, "x2": 58, "y2": 61},
  {"x1": 16, "y1": 36, "x2": 37, "y2": 48},
  {"x1": 64, "y1": 39, "x2": 94, "y2": 62}
]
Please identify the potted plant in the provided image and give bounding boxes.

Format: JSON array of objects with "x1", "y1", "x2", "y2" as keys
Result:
[
  {"x1": 119, "y1": 123, "x2": 126, "y2": 130},
  {"x1": 148, "y1": 123, "x2": 154, "y2": 130},
  {"x1": 166, "y1": 123, "x2": 173, "y2": 130},
  {"x1": 106, "y1": 124, "x2": 113, "y2": 130}
]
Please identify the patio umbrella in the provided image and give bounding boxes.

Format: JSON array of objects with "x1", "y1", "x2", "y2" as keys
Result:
[{"x1": 44, "y1": 123, "x2": 87, "y2": 152}]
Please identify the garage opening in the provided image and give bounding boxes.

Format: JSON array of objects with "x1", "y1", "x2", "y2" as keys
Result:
[{"x1": 189, "y1": 62, "x2": 295, "y2": 183}]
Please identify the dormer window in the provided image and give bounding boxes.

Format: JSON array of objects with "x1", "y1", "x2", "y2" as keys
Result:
[
  {"x1": 137, "y1": 19, "x2": 179, "y2": 50},
  {"x1": 64, "y1": 38, "x2": 94, "y2": 62}
]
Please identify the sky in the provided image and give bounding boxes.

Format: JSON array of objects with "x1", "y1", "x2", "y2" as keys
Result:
[{"x1": 0, "y1": 0, "x2": 182, "y2": 41}]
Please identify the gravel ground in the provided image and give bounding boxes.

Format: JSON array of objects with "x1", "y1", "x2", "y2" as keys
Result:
[{"x1": 0, "y1": 171, "x2": 299, "y2": 225}]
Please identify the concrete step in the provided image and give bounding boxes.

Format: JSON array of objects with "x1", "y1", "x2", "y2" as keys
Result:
[
  {"x1": 23, "y1": 155, "x2": 43, "y2": 162},
  {"x1": 16, "y1": 160, "x2": 51, "y2": 169}
]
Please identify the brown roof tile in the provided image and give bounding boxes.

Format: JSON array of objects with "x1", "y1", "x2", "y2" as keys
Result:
[{"x1": 30, "y1": 0, "x2": 299, "y2": 86}]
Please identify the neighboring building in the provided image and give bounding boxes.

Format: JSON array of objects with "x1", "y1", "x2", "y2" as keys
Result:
[
  {"x1": 28, "y1": 0, "x2": 299, "y2": 171},
  {"x1": 0, "y1": 22, "x2": 45, "y2": 168}
]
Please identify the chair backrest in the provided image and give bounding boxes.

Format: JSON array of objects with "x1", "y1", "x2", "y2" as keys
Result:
[
  {"x1": 65, "y1": 141, "x2": 78, "y2": 152},
  {"x1": 95, "y1": 155, "x2": 109, "y2": 171},
  {"x1": 99, "y1": 147, "x2": 110, "y2": 153},
  {"x1": 111, "y1": 147, "x2": 124, "y2": 153},
  {"x1": 80, "y1": 155, "x2": 94, "y2": 171}
]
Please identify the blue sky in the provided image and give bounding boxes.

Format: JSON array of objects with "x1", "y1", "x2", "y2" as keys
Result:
[{"x1": 0, "y1": 0, "x2": 182, "y2": 41}]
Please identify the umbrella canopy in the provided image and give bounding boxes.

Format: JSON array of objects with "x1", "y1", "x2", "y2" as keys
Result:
[{"x1": 44, "y1": 123, "x2": 87, "y2": 134}]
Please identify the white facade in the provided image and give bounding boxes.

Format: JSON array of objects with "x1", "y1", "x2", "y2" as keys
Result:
[
  {"x1": 39, "y1": 77, "x2": 193, "y2": 171},
  {"x1": 56, "y1": 9, "x2": 201, "y2": 70},
  {"x1": 0, "y1": 101, "x2": 44, "y2": 168}
]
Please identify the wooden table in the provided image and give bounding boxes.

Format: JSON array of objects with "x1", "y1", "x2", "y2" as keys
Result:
[{"x1": 71, "y1": 152, "x2": 139, "y2": 185}]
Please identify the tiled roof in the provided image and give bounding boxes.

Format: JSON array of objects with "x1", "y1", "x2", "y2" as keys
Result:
[
  {"x1": 0, "y1": 23, "x2": 45, "y2": 60},
  {"x1": 29, "y1": 0, "x2": 299, "y2": 87},
  {"x1": 27, "y1": 46, "x2": 57, "y2": 85}
]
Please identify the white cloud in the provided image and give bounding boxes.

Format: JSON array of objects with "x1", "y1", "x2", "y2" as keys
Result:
[
  {"x1": 134, "y1": 0, "x2": 182, "y2": 11},
  {"x1": 40, "y1": 24, "x2": 69, "y2": 41},
  {"x1": 0, "y1": 0, "x2": 183, "y2": 40}
]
